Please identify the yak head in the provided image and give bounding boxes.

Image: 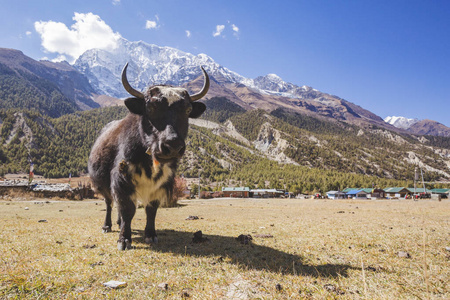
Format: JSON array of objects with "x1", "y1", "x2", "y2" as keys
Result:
[{"x1": 121, "y1": 63, "x2": 209, "y2": 163}]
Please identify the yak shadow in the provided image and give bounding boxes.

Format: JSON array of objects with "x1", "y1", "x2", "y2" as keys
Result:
[{"x1": 128, "y1": 229, "x2": 358, "y2": 278}]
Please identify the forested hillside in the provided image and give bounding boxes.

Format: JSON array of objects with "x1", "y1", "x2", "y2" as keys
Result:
[
  {"x1": 0, "y1": 63, "x2": 79, "y2": 118},
  {"x1": 0, "y1": 107, "x2": 127, "y2": 177},
  {"x1": 0, "y1": 48, "x2": 99, "y2": 117},
  {"x1": 1, "y1": 96, "x2": 449, "y2": 192}
]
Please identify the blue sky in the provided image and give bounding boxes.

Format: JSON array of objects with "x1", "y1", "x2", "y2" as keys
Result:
[{"x1": 1, "y1": 0, "x2": 449, "y2": 126}]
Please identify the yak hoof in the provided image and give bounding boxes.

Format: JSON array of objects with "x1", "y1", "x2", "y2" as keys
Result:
[
  {"x1": 117, "y1": 239, "x2": 132, "y2": 250},
  {"x1": 145, "y1": 236, "x2": 158, "y2": 244},
  {"x1": 102, "y1": 226, "x2": 112, "y2": 233}
]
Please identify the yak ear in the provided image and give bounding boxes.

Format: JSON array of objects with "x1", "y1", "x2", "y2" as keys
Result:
[
  {"x1": 125, "y1": 97, "x2": 145, "y2": 115},
  {"x1": 189, "y1": 102, "x2": 206, "y2": 118}
]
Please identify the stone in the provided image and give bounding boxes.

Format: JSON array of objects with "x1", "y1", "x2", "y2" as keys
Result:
[
  {"x1": 398, "y1": 251, "x2": 411, "y2": 258},
  {"x1": 158, "y1": 282, "x2": 168, "y2": 290},
  {"x1": 103, "y1": 280, "x2": 127, "y2": 289},
  {"x1": 236, "y1": 234, "x2": 252, "y2": 244}
]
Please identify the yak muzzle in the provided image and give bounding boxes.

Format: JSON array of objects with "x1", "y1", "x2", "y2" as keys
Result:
[{"x1": 153, "y1": 138, "x2": 186, "y2": 161}]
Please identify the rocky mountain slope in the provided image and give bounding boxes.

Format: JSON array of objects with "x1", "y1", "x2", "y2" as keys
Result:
[
  {"x1": 385, "y1": 115, "x2": 450, "y2": 137},
  {"x1": 73, "y1": 38, "x2": 394, "y2": 130},
  {"x1": 407, "y1": 120, "x2": 450, "y2": 137},
  {"x1": 1, "y1": 43, "x2": 450, "y2": 185},
  {"x1": 0, "y1": 48, "x2": 99, "y2": 117},
  {"x1": 1, "y1": 100, "x2": 449, "y2": 187},
  {"x1": 385, "y1": 116, "x2": 419, "y2": 129}
]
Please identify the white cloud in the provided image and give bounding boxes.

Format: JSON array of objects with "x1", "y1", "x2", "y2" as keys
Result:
[
  {"x1": 186, "y1": 30, "x2": 191, "y2": 38},
  {"x1": 213, "y1": 23, "x2": 240, "y2": 39},
  {"x1": 145, "y1": 20, "x2": 157, "y2": 29},
  {"x1": 52, "y1": 55, "x2": 68, "y2": 63},
  {"x1": 25, "y1": 31, "x2": 32, "y2": 36},
  {"x1": 112, "y1": 0, "x2": 120, "y2": 5},
  {"x1": 231, "y1": 24, "x2": 239, "y2": 39},
  {"x1": 145, "y1": 15, "x2": 159, "y2": 30},
  {"x1": 213, "y1": 24, "x2": 225, "y2": 37},
  {"x1": 34, "y1": 12, "x2": 121, "y2": 63}
]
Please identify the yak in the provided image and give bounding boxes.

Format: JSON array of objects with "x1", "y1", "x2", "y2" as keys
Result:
[{"x1": 88, "y1": 63, "x2": 209, "y2": 250}]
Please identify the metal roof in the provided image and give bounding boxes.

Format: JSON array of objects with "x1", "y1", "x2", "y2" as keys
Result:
[
  {"x1": 346, "y1": 189, "x2": 368, "y2": 195},
  {"x1": 384, "y1": 187, "x2": 409, "y2": 193},
  {"x1": 251, "y1": 189, "x2": 284, "y2": 193},
  {"x1": 326, "y1": 191, "x2": 347, "y2": 196},
  {"x1": 406, "y1": 188, "x2": 429, "y2": 193},
  {"x1": 222, "y1": 187, "x2": 250, "y2": 192},
  {"x1": 430, "y1": 188, "x2": 450, "y2": 194}
]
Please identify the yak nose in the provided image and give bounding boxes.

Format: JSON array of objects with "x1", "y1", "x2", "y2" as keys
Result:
[{"x1": 160, "y1": 138, "x2": 186, "y2": 158}]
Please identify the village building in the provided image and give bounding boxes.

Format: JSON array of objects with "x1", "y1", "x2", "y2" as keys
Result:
[
  {"x1": 222, "y1": 187, "x2": 250, "y2": 198},
  {"x1": 406, "y1": 187, "x2": 429, "y2": 194},
  {"x1": 0, "y1": 180, "x2": 94, "y2": 200},
  {"x1": 346, "y1": 189, "x2": 369, "y2": 199},
  {"x1": 430, "y1": 188, "x2": 449, "y2": 199},
  {"x1": 250, "y1": 189, "x2": 285, "y2": 198},
  {"x1": 326, "y1": 190, "x2": 347, "y2": 199},
  {"x1": 384, "y1": 187, "x2": 410, "y2": 198},
  {"x1": 340, "y1": 188, "x2": 386, "y2": 199},
  {"x1": 365, "y1": 188, "x2": 386, "y2": 199}
]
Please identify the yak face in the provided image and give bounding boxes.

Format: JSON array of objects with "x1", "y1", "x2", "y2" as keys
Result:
[
  {"x1": 125, "y1": 86, "x2": 206, "y2": 163},
  {"x1": 121, "y1": 63, "x2": 209, "y2": 163}
]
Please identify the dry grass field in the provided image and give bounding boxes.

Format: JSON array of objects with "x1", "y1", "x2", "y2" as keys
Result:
[{"x1": 0, "y1": 197, "x2": 448, "y2": 299}]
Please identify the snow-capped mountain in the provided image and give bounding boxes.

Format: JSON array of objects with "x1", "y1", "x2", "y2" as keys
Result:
[
  {"x1": 384, "y1": 116, "x2": 419, "y2": 129},
  {"x1": 72, "y1": 37, "x2": 390, "y2": 129},
  {"x1": 73, "y1": 37, "x2": 322, "y2": 101},
  {"x1": 74, "y1": 38, "x2": 253, "y2": 99},
  {"x1": 253, "y1": 74, "x2": 318, "y2": 99}
]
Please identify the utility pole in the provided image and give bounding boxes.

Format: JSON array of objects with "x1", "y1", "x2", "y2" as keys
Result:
[
  {"x1": 414, "y1": 167, "x2": 418, "y2": 196},
  {"x1": 420, "y1": 168, "x2": 426, "y2": 192},
  {"x1": 198, "y1": 171, "x2": 201, "y2": 199}
]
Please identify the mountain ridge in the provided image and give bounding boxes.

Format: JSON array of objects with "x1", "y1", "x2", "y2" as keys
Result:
[
  {"x1": 73, "y1": 38, "x2": 402, "y2": 131},
  {"x1": 385, "y1": 115, "x2": 450, "y2": 137},
  {"x1": 0, "y1": 48, "x2": 99, "y2": 115}
]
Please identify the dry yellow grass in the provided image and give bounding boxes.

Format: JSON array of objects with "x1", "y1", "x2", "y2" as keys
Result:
[{"x1": 0, "y1": 197, "x2": 448, "y2": 299}]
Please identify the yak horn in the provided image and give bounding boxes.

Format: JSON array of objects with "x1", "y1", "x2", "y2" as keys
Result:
[
  {"x1": 121, "y1": 63, "x2": 145, "y2": 99},
  {"x1": 190, "y1": 66, "x2": 210, "y2": 101}
]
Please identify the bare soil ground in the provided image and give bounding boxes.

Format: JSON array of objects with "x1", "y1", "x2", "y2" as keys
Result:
[{"x1": 0, "y1": 197, "x2": 448, "y2": 299}]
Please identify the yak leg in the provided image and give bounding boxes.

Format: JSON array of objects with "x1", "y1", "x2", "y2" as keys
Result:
[
  {"x1": 102, "y1": 196, "x2": 113, "y2": 233},
  {"x1": 145, "y1": 200, "x2": 159, "y2": 244},
  {"x1": 116, "y1": 211, "x2": 122, "y2": 228},
  {"x1": 117, "y1": 200, "x2": 136, "y2": 250}
]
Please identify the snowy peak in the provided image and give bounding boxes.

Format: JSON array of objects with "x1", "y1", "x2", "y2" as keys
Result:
[
  {"x1": 74, "y1": 37, "x2": 314, "y2": 100},
  {"x1": 384, "y1": 116, "x2": 419, "y2": 129},
  {"x1": 73, "y1": 38, "x2": 249, "y2": 98},
  {"x1": 266, "y1": 73, "x2": 283, "y2": 82},
  {"x1": 254, "y1": 73, "x2": 304, "y2": 92},
  {"x1": 70, "y1": 37, "x2": 390, "y2": 129}
]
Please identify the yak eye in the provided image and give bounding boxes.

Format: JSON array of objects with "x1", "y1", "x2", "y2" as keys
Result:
[{"x1": 186, "y1": 107, "x2": 192, "y2": 115}]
